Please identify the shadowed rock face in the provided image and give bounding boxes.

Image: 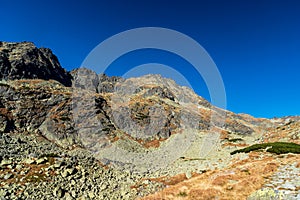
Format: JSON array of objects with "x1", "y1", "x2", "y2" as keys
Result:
[
  {"x1": 70, "y1": 68, "x2": 124, "y2": 93},
  {"x1": 0, "y1": 42, "x2": 72, "y2": 86}
]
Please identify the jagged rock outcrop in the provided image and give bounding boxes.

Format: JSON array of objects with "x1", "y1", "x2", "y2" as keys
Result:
[
  {"x1": 71, "y1": 68, "x2": 99, "y2": 91},
  {"x1": 70, "y1": 68, "x2": 124, "y2": 93},
  {"x1": 98, "y1": 73, "x2": 124, "y2": 93},
  {"x1": 0, "y1": 42, "x2": 72, "y2": 86}
]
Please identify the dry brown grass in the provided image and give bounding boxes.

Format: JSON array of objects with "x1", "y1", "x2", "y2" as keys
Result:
[{"x1": 141, "y1": 152, "x2": 300, "y2": 200}]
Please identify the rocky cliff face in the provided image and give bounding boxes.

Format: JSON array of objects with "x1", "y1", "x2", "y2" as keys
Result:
[{"x1": 0, "y1": 42, "x2": 72, "y2": 86}]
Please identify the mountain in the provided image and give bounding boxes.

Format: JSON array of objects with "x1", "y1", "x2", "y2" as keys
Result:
[
  {"x1": 0, "y1": 42, "x2": 72, "y2": 86},
  {"x1": 0, "y1": 42, "x2": 299, "y2": 199}
]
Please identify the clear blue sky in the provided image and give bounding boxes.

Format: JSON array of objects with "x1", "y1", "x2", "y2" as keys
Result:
[{"x1": 1, "y1": 0, "x2": 299, "y2": 118}]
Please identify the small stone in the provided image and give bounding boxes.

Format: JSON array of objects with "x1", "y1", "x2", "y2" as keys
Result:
[
  {"x1": 76, "y1": 196, "x2": 87, "y2": 200},
  {"x1": 61, "y1": 170, "x2": 69, "y2": 178},
  {"x1": 280, "y1": 182, "x2": 296, "y2": 190},
  {"x1": 70, "y1": 179, "x2": 76, "y2": 186},
  {"x1": 65, "y1": 192, "x2": 74, "y2": 200},
  {"x1": 100, "y1": 184, "x2": 108, "y2": 191},
  {"x1": 88, "y1": 192, "x2": 95, "y2": 199},
  {"x1": 0, "y1": 159, "x2": 12, "y2": 166},
  {"x1": 0, "y1": 189, "x2": 8, "y2": 197},
  {"x1": 142, "y1": 180, "x2": 150, "y2": 185},
  {"x1": 61, "y1": 168, "x2": 76, "y2": 178},
  {"x1": 20, "y1": 170, "x2": 28, "y2": 175},
  {"x1": 53, "y1": 187, "x2": 65, "y2": 198},
  {"x1": 67, "y1": 168, "x2": 76, "y2": 175},
  {"x1": 53, "y1": 161, "x2": 64, "y2": 168},
  {"x1": 23, "y1": 158, "x2": 35, "y2": 164},
  {"x1": 7, "y1": 164, "x2": 14, "y2": 169},
  {"x1": 4, "y1": 173, "x2": 13, "y2": 180},
  {"x1": 71, "y1": 190, "x2": 77, "y2": 198},
  {"x1": 120, "y1": 188, "x2": 129, "y2": 196},
  {"x1": 15, "y1": 164, "x2": 23, "y2": 170},
  {"x1": 227, "y1": 185, "x2": 233, "y2": 190},
  {"x1": 36, "y1": 157, "x2": 48, "y2": 165},
  {"x1": 185, "y1": 171, "x2": 192, "y2": 179},
  {"x1": 2, "y1": 184, "x2": 10, "y2": 189}
]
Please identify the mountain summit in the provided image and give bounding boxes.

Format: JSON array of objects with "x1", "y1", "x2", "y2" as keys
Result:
[{"x1": 0, "y1": 42, "x2": 72, "y2": 86}]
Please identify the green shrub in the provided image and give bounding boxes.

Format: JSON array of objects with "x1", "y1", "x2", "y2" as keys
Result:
[
  {"x1": 38, "y1": 153, "x2": 59, "y2": 158},
  {"x1": 177, "y1": 191, "x2": 188, "y2": 197},
  {"x1": 230, "y1": 142, "x2": 300, "y2": 155},
  {"x1": 226, "y1": 138, "x2": 244, "y2": 143}
]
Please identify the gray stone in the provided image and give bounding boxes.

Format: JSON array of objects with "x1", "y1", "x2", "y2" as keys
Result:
[
  {"x1": 185, "y1": 171, "x2": 192, "y2": 179},
  {"x1": 4, "y1": 173, "x2": 13, "y2": 180},
  {"x1": 0, "y1": 189, "x2": 8, "y2": 197},
  {"x1": 88, "y1": 192, "x2": 95, "y2": 199},
  {"x1": 15, "y1": 164, "x2": 23, "y2": 170},
  {"x1": 65, "y1": 192, "x2": 74, "y2": 200},
  {"x1": 142, "y1": 180, "x2": 150, "y2": 185},
  {"x1": 71, "y1": 190, "x2": 77, "y2": 198},
  {"x1": 20, "y1": 170, "x2": 28, "y2": 175},
  {"x1": 53, "y1": 187, "x2": 65, "y2": 198},
  {"x1": 23, "y1": 158, "x2": 35, "y2": 164},
  {"x1": 7, "y1": 164, "x2": 14, "y2": 169},
  {"x1": 0, "y1": 159, "x2": 12, "y2": 166},
  {"x1": 53, "y1": 161, "x2": 64, "y2": 169},
  {"x1": 70, "y1": 179, "x2": 76, "y2": 186},
  {"x1": 36, "y1": 157, "x2": 48, "y2": 164},
  {"x1": 281, "y1": 182, "x2": 296, "y2": 190},
  {"x1": 61, "y1": 168, "x2": 76, "y2": 178}
]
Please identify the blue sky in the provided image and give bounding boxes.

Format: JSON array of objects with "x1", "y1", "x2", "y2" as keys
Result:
[{"x1": 1, "y1": 0, "x2": 299, "y2": 118}]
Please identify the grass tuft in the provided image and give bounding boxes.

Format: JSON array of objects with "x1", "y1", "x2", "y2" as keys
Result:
[{"x1": 177, "y1": 191, "x2": 188, "y2": 197}]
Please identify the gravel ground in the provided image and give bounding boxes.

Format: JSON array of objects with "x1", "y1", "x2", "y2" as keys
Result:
[
  {"x1": 0, "y1": 132, "x2": 165, "y2": 200},
  {"x1": 259, "y1": 161, "x2": 300, "y2": 200}
]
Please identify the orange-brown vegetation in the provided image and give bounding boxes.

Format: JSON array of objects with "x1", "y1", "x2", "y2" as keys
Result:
[{"x1": 141, "y1": 152, "x2": 300, "y2": 200}]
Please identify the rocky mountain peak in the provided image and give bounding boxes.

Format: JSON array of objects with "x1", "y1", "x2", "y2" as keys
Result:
[
  {"x1": 0, "y1": 41, "x2": 72, "y2": 86},
  {"x1": 71, "y1": 68, "x2": 124, "y2": 93}
]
